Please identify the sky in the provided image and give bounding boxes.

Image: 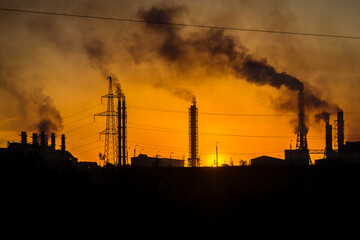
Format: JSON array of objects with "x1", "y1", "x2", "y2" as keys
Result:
[{"x1": 0, "y1": 0, "x2": 360, "y2": 166}]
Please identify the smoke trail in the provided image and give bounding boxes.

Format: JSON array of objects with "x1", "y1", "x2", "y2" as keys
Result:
[
  {"x1": 315, "y1": 111, "x2": 330, "y2": 123},
  {"x1": 0, "y1": 68, "x2": 63, "y2": 133},
  {"x1": 132, "y1": 2, "x2": 341, "y2": 115}
]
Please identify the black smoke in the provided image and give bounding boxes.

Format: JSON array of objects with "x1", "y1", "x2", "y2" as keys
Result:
[{"x1": 131, "y1": 2, "x2": 342, "y2": 123}]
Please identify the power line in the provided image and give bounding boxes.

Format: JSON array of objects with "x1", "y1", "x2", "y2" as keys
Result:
[
  {"x1": 1, "y1": 7, "x2": 360, "y2": 40},
  {"x1": 63, "y1": 104, "x2": 102, "y2": 120},
  {"x1": 128, "y1": 104, "x2": 295, "y2": 117}
]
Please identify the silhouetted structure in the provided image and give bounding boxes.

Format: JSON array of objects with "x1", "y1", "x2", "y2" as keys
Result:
[
  {"x1": 251, "y1": 156, "x2": 286, "y2": 166},
  {"x1": 336, "y1": 111, "x2": 345, "y2": 150},
  {"x1": 188, "y1": 97, "x2": 200, "y2": 167},
  {"x1": 118, "y1": 88, "x2": 127, "y2": 166},
  {"x1": 285, "y1": 89, "x2": 310, "y2": 165},
  {"x1": 315, "y1": 111, "x2": 360, "y2": 165},
  {"x1": 61, "y1": 134, "x2": 66, "y2": 151},
  {"x1": 131, "y1": 154, "x2": 184, "y2": 168},
  {"x1": 0, "y1": 131, "x2": 77, "y2": 166},
  {"x1": 325, "y1": 117, "x2": 333, "y2": 158},
  {"x1": 296, "y1": 89, "x2": 308, "y2": 151},
  {"x1": 94, "y1": 76, "x2": 119, "y2": 166}
]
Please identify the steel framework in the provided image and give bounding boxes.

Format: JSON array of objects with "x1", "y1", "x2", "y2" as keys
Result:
[
  {"x1": 95, "y1": 76, "x2": 119, "y2": 166},
  {"x1": 188, "y1": 97, "x2": 199, "y2": 167}
]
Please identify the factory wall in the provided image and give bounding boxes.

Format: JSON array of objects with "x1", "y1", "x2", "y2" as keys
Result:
[{"x1": 284, "y1": 150, "x2": 309, "y2": 166}]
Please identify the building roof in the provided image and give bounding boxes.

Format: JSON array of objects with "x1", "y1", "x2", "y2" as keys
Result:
[{"x1": 251, "y1": 155, "x2": 286, "y2": 166}]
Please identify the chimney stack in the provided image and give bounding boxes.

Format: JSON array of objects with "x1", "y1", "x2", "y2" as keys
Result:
[
  {"x1": 297, "y1": 89, "x2": 308, "y2": 150},
  {"x1": 40, "y1": 131, "x2": 48, "y2": 148},
  {"x1": 21, "y1": 131, "x2": 27, "y2": 144},
  {"x1": 337, "y1": 111, "x2": 344, "y2": 150},
  {"x1": 188, "y1": 97, "x2": 199, "y2": 167},
  {"x1": 51, "y1": 133, "x2": 56, "y2": 149},
  {"x1": 325, "y1": 121, "x2": 333, "y2": 155},
  {"x1": 32, "y1": 133, "x2": 38, "y2": 146},
  {"x1": 61, "y1": 134, "x2": 66, "y2": 151}
]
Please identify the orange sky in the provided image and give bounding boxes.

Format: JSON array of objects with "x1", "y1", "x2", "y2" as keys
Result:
[{"x1": 1, "y1": 0, "x2": 360, "y2": 166}]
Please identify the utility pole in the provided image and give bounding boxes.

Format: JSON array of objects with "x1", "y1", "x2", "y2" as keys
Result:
[{"x1": 216, "y1": 141, "x2": 219, "y2": 167}]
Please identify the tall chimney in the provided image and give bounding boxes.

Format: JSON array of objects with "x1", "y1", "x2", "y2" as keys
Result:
[
  {"x1": 51, "y1": 133, "x2": 56, "y2": 149},
  {"x1": 325, "y1": 122, "x2": 333, "y2": 155},
  {"x1": 21, "y1": 131, "x2": 27, "y2": 144},
  {"x1": 297, "y1": 89, "x2": 308, "y2": 150},
  {"x1": 40, "y1": 131, "x2": 47, "y2": 148},
  {"x1": 337, "y1": 111, "x2": 344, "y2": 150},
  {"x1": 188, "y1": 97, "x2": 199, "y2": 167},
  {"x1": 32, "y1": 133, "x2": 38, "y2": 146},
  {"x1": 122, "y1": 95, "x2": 127, "y2": 166},
  {"x1": 61, "y1": 134, "x2": 66, "y2": 151}
]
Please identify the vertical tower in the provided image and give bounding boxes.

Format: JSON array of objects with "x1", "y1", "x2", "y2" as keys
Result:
[
  {"x1": 51, "y1": 133, "x2": 56, "y2": 149},
  {"x1": 61, "y1": 134, "x2": 66, "y2": 151},
  {"x1": 325, "y1": 117, "x2": 333, "y2": 156},
  {"x1": 216, "y1": 142, "x2": 219, "y2": 167},
  {"x1": 95, "y1": 76, "x2": 119, "y2": 166},
  {"x1": 117, "y1": 89, "x2": 127, "y2": 166},
  {"x1": 296, "y1": 89, "x2": 308, "y2": 150},
  {"x1": 188, "y1": 97, "x2": 199, "y2": 167},
  {"x1": 21, "y1": 131, "x2": 27, "y2": 144},
  {"x1": 337, "y1": 111, "x2": 344, "y2": 150}
]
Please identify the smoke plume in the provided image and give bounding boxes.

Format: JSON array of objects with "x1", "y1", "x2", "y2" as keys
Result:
[
  {"x1": 315, "y1": 111, "x2": 330, "y2": 124},
  {"x1": 0, "y1": 68, "x2": 63, "y2": 133},
  {"x1": 131, "y1": 2, "x2": 342, "y2": 123}
]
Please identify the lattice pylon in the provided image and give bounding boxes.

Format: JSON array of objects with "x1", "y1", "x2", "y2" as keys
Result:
[{"x1": 95, "y1": 76, "x2": 119, "y2": 166}]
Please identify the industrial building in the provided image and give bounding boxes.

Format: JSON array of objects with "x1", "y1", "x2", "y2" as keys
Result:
[
  {"x1": 0, "y1": 131, "x2": 77, "y2": 168},
  {"x1": 251, "y1": 108, "x2": 360, "y2": 166},
  {"x1": 251, "y1": 89, "x2": 310, "y2": 166},
  {"x1": 131, "y1": 154, "x2": 184, "y2": 168},
  {"x1": 315, "y1": 111, "x2": 360, "y2": 165},
  {"x1": 251, "y1": 156, "x2": 286, "y2": 166}
]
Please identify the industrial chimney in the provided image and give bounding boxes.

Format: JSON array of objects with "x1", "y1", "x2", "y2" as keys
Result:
[
  {"x1": 32, "y1": 133, "x2": 38, "y2": 146},
  {"x1": 325, "y1": 118, "x2": 333, "y2": 156},
  {"x1": 337, "y1": 111, "x2": 344, "y2": 150},
  {"x1": 40, "y1": 131, "x2": 48, "y2": 148},
  {"x1": 61, "y1": 134, "x2": 66, "y2": 151},
  {"x1": 21, "y1": 131, "x2": 27, "y2": 145},
  {"x1": 188, "y1": 97, "x2": 199, "y2": 167},
  {"x1": 296, "y1": 89, "x2": 308, "y2": 150},
  {"x1": 51, "y1": 133, "x2": 56, "y2": 150},
  {"x1": 117, "y1": 91, "x2": 127, "y2": 167}
]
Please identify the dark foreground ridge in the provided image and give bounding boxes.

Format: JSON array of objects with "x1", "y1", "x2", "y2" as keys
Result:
[{"x1": 2, "y1": 153, "x2": 360, "y2": 228}]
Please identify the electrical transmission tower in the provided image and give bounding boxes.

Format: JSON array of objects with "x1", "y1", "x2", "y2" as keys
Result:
[{"x1": 95, "y1": 76, "x2": 119, "y2": 166}]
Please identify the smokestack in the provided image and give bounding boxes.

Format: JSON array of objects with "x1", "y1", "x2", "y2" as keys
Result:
[
  {"x1": 122, "y1": 95, "x2": 127, "y2": 166},
  {"x1": 61, "y1": 134, "x2": 66, "y2": 151},
  {"x1": 51, "y1": 133, "x2": 56, "y2": 150},
  {"x1": 325, "y1": 121, "x2": 333, "y2": 155},
  {"x1": 117, "y1": 91, "x2": 127, "y2": 167},
  {"x1": 337, "y1": 111, "x2": 344, "y2": 150},
  {"x1": 188, "y1": 96, "x2": 199, "y2": 167},
  {"x1": 40, "y1": 131, "x2": 48, "y2": 148},
  {"x1": 297, "y1": 89, "x2": 308, "y2": 150},
  {"x1": 21, "y1": 131, "x2": 27, "y2": 144},
  {"x1": 32, "y1": 133, "x2": 38, "y2": 146}
]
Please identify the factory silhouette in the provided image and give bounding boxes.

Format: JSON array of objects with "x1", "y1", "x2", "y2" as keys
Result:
[{"x1": 2, "y1": 75, "x2": 360, "y2": 227}]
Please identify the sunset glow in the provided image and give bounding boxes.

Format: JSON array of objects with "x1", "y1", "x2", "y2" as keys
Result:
[{"x1": 1, "y1": 0, "x2": 360, "y2": 167}]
